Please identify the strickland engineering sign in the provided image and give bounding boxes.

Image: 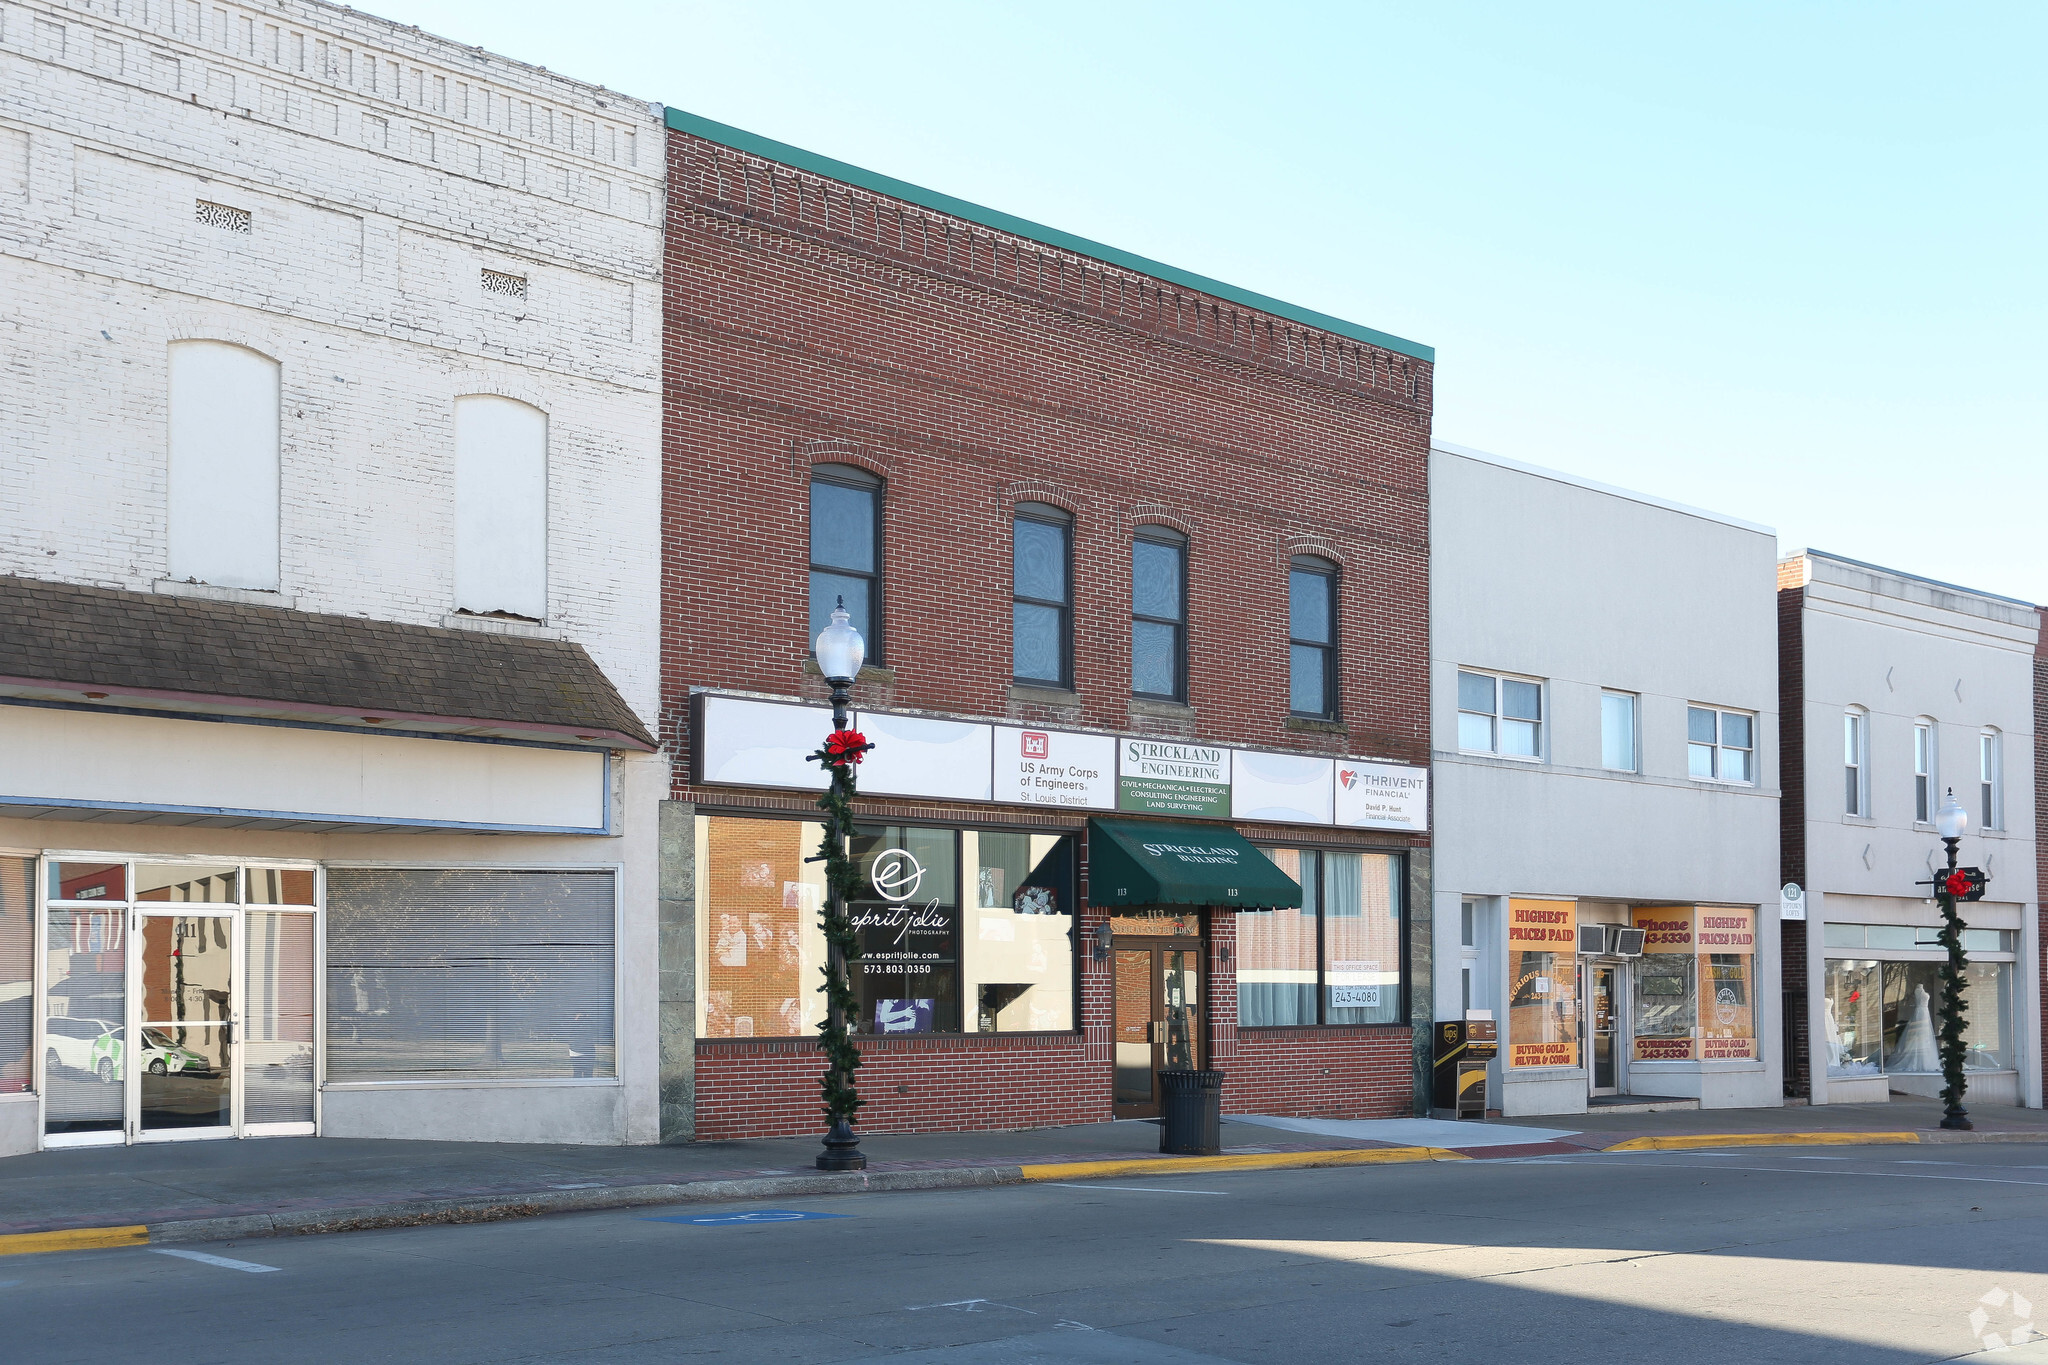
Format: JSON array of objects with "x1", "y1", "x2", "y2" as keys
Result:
[{"x1": 1117, "y1": 740, "x2": 1229, "y2": 818}]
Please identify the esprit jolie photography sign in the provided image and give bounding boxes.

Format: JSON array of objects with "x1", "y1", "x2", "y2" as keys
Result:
[{"x1": 1117, "y1": 740, "x2": 1229, "y2": 818}]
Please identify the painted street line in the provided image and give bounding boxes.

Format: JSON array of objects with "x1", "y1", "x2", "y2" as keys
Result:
[
  {"x1": 645, "y1": 1209, "x2": 851, "y2": 1226},
  {"x1": 1044, "y1": 1184, "x2": 1231, "y2": 1195},
  {"x1": 0, "y1": 1226, "x2": 148, "y2": 1258},
  {"x1": 1621, "y1": 1159, "x2": 2048, "y2": 1188},
  {"x1": 152, "y1": 1248, "x2": 280, "y2": 1273}
]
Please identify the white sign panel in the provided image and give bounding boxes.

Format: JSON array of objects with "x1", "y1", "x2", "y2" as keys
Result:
[
  {"x1": 1332, "y1": 759, "x2": 1429, "y2": 832},
  {"x1": 698, "y1": 695, "x2": 830, "y2": 791},
  {"x1": 1779, "y1": 882, "x2": 1806, "y2": 921},
  {"x1": 1230, "y1": 750, "x2": 1335, "y2": 824},
  {"x1": 856, "y1": 711, "x2": 993, "y2": 801},
  {"x1": 993, "y1": 726, "x2": 1115, "y2": 810}
]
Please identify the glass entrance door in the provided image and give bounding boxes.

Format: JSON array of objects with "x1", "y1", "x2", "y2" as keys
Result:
[
  {"x1": 133, "y1": 910, "x2": 237, "y2": 1139},
  {"x1": 1111, "y1": 938, "x2": 1204, "y2": 1118},
  {"x1": 1588, "y1": 962, "x2": 1620, "y2": 1096}
]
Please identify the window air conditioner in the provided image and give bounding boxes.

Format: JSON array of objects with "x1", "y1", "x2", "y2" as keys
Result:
[
  {"x1": 1576, "y1": 923, "x2": 1607, "y2": 956},
  {"x1": 1610, "y1": 926, "x2": 1646, "y2": 957}
]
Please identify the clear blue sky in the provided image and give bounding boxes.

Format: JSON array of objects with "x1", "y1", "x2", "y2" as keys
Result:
[{"x1": 381, "y1": 1, "x2": 2046, "y2": 603}]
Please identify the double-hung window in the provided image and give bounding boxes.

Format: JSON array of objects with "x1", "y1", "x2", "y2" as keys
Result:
[
  {"x1": 1601, "y1": 691, "x2": 1638, "y2": 771},
  {"x1": 1687, "y1": 705, "x2": 1754, "y2": 784},
  {"x1": 1842, "y1": 709, "x2": 1867, "y2": 815},
  {"x1": 1131, "y1": 527, "x2": 1187, "y2": 701},
  {"x1": 808, "y1": 464, "x2": 882, "y2": 659},
  {"x1": 1913, "y1": 720, "x2": 1935, "y2": 824},
  {"x1": 1458, "y1": 670, "x2": 1542, "y2": 758},
  {"x1": 1011, "y1": 503, "x2": 1072, "y2": 687},
  {"x1": 1980, "y1": 729, "x2": 2002, "y2": 830},
  {"x1": 1288, "y1": 556, "x2": 1337, "y2": 718}
]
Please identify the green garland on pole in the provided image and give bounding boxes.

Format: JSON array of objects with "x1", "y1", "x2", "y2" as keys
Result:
[
  {"x1": 812, "y1": 726, "x2": 872, "y2": 1129},
  {"x1": 1934, "y1": 864, "x2": 1972, "y2": 1122}
]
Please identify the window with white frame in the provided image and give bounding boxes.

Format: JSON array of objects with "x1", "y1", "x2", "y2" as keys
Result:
[
  {"x1": 1913, "y1": 720, "x2": 1935, "y2": 824},
  {"x1": 1687, "y1": 705, "x2": 1754, "y2": 784},
  {"x1": 1842, "y1": 709, "x2": 1868, "y2": 816},
  {"x1": 1601, "y1": 691, "x2": 1638, "y2": 772},
  {"x1": 1458, "y1": 670, "x2": 1542, "y2": 758},
  {"x1": 1980, "y1": 729, "x2": 2002, "y2": 830}
]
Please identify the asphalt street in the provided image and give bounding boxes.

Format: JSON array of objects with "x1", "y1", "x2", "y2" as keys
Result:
[{"x1": 9, "y1": 1142, "x2": 2048, "y2": 1364}]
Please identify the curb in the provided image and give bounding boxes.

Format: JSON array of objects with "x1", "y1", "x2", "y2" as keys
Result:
[
  {"x1": 1020, "y1": 1145, "x2": 1464, "y2": 1182},
  {"x1": 1602, "y1": 1131, "x2": 1922, "y2": 1152}
]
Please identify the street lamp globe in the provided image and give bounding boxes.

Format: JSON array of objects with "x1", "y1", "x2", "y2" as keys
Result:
[
  {"x1": 814, "y1": 599, "x2": 865, "y2": 683},
  {"x1": 1934, "y1": 788, "x2": 1969, "y2": 841}
]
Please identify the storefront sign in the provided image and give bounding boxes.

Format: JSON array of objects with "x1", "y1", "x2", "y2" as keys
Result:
[
  {"x1": 1633, "y1": 1038, "x2": 1694, "y2": 1061},
  {"x1": 1118, "y1": 741, "x2": 1230, "y2": 818},
  {"x1": 1779, "y1": 882, "x2": 1805, "y2": 921},
  {"x1": 992, "y1": 727, "x2": 1115, "y2": 809},
  {"x1": 1507, "y1": 898, "x2": 1576, "y2": 948},
  {"x1": 1633, "y1": 908, "x2": 1693, "y2": 952},
  {"x1": 857, "y1": 713, "x2": 993, "y2": 802},
  {"x1": 1232, "y1": 751, "x2": 1334, "y2": 824},
  {"x1": 696, "y1": 693, "x2": 1427, "y2": 831},
  {"x1": 1698, "y1": 908, "x2": 1755, "y2": 952},
  {"x1": 1333, "y1": 761, "x2": 1429, "y2": 832},
  {"x1": 1509, "y1": 1042, "x2": 1576, "y2": 1067},
  {"x1": 1702, "y1": 1037, "x2": 1755, "y2": 1060}
]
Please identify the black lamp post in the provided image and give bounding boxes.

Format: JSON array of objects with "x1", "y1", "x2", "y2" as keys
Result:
[
  {"x1": 811, "y1": 599, "x2": 870, "y2": 1170},
  {"x1": 1929, "y1": 788, "x2": 1973, "y2": 1132}
]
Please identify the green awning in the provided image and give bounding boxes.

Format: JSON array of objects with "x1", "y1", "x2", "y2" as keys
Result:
[{"x1": 1086, "y1": 818, "x2": 1302, "y2": 909}]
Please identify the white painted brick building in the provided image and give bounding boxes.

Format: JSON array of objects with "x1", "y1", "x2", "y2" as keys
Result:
[{"x1": 0, "y1": 0, "x2": 668, "y2": 1155}]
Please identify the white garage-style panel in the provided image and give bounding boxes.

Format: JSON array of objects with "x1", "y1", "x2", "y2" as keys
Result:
[{"x1": 0, "y1": 705, "x2": 607, "y2": 832}]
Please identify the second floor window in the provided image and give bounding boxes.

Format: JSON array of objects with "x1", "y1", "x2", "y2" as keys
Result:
[
  {"x1": 1011, "y1": 503, "x2": 1072, "y2": 687},
  {"x1": 1458, "y1": 670, "x2": 1542, "y2": 758},
  {"x1": 1980, "y1": 729, "x2": 2002, "y2": 830},
  {"x1": 809, "y1": 464, "x2": 882, "y2": 659},
  {"x1": 1601, "y1": 691, "x2": 1638, "y2": 771},
  {"x1": 1131, "y1": 527, "x2": 1186, "y2": 701},
  {"x1": 167, "y1": 340, "x2": 280, "y2": 592},
  {"x1": 1842, "y1": 709, "x2": 1866, "y2": 815},
  {"x1": 1288, "y1": 556, "x2": 1337, "y2": 718},
  {"x1": 454, "y1": 394, "x2": 549, "y2": 621},
  {"x1": 1688, "y1": 705, "x2": 1755, "y2": 784},
  {"x1": 1914, "y1": 720, "x2": 1935, "y2": 823}
]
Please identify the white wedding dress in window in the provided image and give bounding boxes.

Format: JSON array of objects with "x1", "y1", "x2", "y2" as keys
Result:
[{"x1": 1892, "y1": 984, "x2": 1941, "y2": 1072}]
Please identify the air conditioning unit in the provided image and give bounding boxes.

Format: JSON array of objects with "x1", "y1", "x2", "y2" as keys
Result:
[
  {"x1": 1576, "y1": 923, "x2": 1607, "y2": 956},
  {"x1": 1610, "y1": 926, "x2": 1646, "y2": 957}
]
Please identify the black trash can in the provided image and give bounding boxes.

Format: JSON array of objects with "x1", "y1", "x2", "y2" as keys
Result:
[{"x1": 1158, "y1": 1069, "x2": 1224, "y2": 1155}]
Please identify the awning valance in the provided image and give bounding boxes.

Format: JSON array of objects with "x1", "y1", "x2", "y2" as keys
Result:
[{"x1": 1086, "y1": 818, "x2": 1302, "y2": 909}]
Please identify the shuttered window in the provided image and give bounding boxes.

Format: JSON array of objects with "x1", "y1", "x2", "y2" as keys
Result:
[{"x1": 325, "y1": 869, "x2": 615, "y2": 1082}]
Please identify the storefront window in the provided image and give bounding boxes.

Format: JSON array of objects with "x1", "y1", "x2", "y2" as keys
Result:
[
  {"x1": 695, "y1": 816, "x2": 1077, "y2": 1039},
  {"x1": 1823, "y1": 959, "x2": 1883, "y2": 1076},
  {"x1": 1238, "y1": 849, "x2": 1403, "y2": 1027},
  {"x1": 1697, "y1": 907, "x2": 1756, "y2": 1060},
  {"x1": 0, "y1": 857, "x2": 31, "y2": 1094},
  {"x1": 1507, "y1": 898, "x2": 1577, "y2": 1066},
  {"x1": 1881, "y1": 960, "x2": 2013, "y2": 1073}
]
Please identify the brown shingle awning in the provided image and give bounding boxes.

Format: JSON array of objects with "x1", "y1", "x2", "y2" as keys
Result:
[{"x1": 0, "y1": 576, "x2": 655, "y2": 750}]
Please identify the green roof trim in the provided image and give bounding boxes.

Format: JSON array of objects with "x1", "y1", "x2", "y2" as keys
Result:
[{"x1": 664, "y1": 106, "x2": 1434, "y2": 364}]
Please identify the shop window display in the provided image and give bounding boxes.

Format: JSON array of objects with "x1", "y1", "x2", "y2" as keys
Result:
[
  {"x1": 1823, "y1": 959, "x2": 1883, "y2": 1077},
  {"x1": 0, "y1": 857, "x2": 31, "y2": 1095},
  {"x1": 695, "y1": 816, "x2": 1076, "y2": 1039},
  {"x1": 1624, "y1": 905, "x2": 1756, "y2": 1062},
  {"x1": 1506, "y1": 898, "x2": 1577, "y2": 1066}
]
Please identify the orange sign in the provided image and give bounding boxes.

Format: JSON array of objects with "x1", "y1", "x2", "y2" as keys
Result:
[
  {"x1": 1697, "y1": 907, "x2": 1755, "y2": 954},
  {"x1": 1509, "y1": 1041, "x2": 1577, "y2": 1067},
  {"x1": 1703, "y1": 1037, "x2": 1755, "y2": 1060},
  {"x1": 1632, "y1": 906, "x2": 1693, "y2": 953},
  {"x1": 1508, "y1": 898, "x2": 1576, "y2": 948},
  {"x1": 1634, "y1": 1038, "x2": 1694, "y2": 1061}
]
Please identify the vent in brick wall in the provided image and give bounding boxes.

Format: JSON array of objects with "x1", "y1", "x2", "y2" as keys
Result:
[
  {"x1": 481, "y1": 268, "x2": 528, "y2": 300},
  {"x1": 195, "y1": 200, "x2": 252, "y2": 233}
]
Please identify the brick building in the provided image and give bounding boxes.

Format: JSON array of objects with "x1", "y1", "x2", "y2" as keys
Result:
[
  {"x1": 0, "y1": 0, "x2": 665, "y2": 1155},
  {"x1": 658, "y1": 110, "x2": 1436, "y2": 1141}
]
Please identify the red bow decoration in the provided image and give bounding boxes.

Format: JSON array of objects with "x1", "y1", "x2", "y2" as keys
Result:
[
  {"x1": 1943, "y1": 869, "x2": 1972, "y2": 898},
  {"x1": 822, "y1": 729, "x2": 870, "y2": 767}
]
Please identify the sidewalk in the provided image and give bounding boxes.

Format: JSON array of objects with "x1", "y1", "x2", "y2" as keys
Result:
[{"x1": 4, "y1": 1096, "x2": 2043, "y2": 1252}]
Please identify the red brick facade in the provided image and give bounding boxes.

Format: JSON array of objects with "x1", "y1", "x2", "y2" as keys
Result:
[{"x1": 662, "y1": 122, "x2": 1434, "y2": 1140}]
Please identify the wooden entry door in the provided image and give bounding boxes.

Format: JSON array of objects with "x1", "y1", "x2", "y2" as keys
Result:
[{"x1": 1111, "y1": 939, "x2": 1204, "y2": 1118}]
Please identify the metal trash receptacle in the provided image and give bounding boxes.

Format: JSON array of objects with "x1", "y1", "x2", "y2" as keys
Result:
[{"x1": 1158, "y1": 1069, "x2": 1224, "y2": 1155}]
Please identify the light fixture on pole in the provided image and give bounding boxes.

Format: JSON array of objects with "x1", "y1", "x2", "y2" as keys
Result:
[
  {"x1": 1927, "y1": 788, "x2": 1973, "y2": 1131},
  {"x1": 809, "y1": 598, "x2": 871, "y2": 1171}
]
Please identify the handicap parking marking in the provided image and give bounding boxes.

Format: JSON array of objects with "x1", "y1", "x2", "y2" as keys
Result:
[
  {"x1": 644, "y1": 1209, "x2": 852, "y2": 1226},
  {"x1": 151, "y1": 1248, "x2": 280, "y2": 1273}
]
